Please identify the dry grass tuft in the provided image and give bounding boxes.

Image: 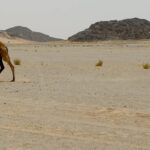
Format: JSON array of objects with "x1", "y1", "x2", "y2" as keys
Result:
[
  {"x1": 142, "y1": 63, "x2": 150, "y2": 69},
  {"x1": 96, "y1": 60, "x2": 103, "y2": 67},
  {"x1": 14, "y1": 59, "x2": 21, "y2": 65}
]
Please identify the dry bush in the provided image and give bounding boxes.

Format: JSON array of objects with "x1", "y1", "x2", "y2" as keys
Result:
[
  {"x1": 14, "y1": 58, "x2": 21, "y2": 65},
  {"x1": 96, "y1": 60, "x2": 103, "y2": 67},
  {"x1": 142, "y1": 63, "x2": 150, "y2": 69}
]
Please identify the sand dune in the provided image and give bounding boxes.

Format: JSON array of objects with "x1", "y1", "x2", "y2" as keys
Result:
[{"x1": 0, "y1": 40, "x2": 150, "y2": 150}]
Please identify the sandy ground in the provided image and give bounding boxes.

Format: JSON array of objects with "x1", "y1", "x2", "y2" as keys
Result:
[{"x1": 0, "y1": 40, "x2": 150, "y2": 150}]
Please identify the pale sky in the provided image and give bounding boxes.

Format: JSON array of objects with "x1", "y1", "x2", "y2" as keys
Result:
[{"x1": 0, "y1": 0, "x2": 149, "y2": 39}]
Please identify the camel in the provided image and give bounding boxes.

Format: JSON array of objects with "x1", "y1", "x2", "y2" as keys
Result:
[{"x1": 0, "y1": 41, "x2": 15, "y2": 82}]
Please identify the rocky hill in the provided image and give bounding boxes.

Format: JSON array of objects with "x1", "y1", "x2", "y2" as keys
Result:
[
  {"x1": 68, "y1": 18, "x2": 150, "y2": 41},
  {"x1": 0, "y1": 26, "x2": 60, "y2": 42}
]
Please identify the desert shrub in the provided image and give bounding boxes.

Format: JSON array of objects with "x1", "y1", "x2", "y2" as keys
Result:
[
  {"x1": 143, "y1": 63, "x2": 150, "y2": 69},
  {"x1": 96, "y1": 60, "x2": 103, "y2": 67},
  {"x1": 14, "y1": 58, "x2": 21, "y2": 65}
]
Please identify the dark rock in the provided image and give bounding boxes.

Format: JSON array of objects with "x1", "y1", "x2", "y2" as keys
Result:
[{"x1": 68, "y1": 18, "x2": 150, "y2": 41}]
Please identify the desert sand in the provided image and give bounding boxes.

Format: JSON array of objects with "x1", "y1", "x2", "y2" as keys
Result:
[{"x1": 0, "y1": 40, "x2": 150, "y2": 150}]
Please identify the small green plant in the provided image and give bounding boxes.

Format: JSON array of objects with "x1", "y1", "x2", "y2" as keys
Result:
[
  {"x1": 14, "y1": 59, "x2": 21, "y2": 65},
  {"x1": 96, "y1": 60, "x2": 103, "y2": 67},
  {"x1": 143, "y1": 63, "x2": 150, "y2": 69}
]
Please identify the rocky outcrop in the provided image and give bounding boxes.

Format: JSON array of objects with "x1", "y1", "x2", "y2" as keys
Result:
[
  {"x1": 68, "y1": 18, "x2": 150, "y2": 41},
  {"x1": 1, "y1": 26, "x2": 60, "y2": 42}
]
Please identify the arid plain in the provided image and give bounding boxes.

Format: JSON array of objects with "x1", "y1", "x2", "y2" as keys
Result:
[{"x1": 0, "y1": 40, "x2": 150, "y2": 150}]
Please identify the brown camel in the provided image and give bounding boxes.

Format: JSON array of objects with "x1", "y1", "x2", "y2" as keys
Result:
[{"x1": 0, "y1": 41, "x2": 15, "y2": 82}]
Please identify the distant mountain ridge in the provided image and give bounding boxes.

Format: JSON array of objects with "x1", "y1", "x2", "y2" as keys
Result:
[
  {"x1": 68, "y1": 18, "x2": 150, "y2": 41},
  {"x1": 0, "y1": 26, "x2": 61, "y2": 42}
]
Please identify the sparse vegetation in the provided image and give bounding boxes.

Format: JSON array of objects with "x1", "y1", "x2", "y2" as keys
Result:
[
  {"x1": 14, "y1": 58, "x2": 21, "y2": 65},
  {"x1": 96, "y1": 60, "x2": 103, "y2": 67},
  {"x1": 142, "y1": 63, "x2": 150, "y2": 69}
]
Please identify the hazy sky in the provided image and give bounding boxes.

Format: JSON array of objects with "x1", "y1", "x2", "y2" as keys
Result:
[{"x1": 0, "y1": 0, "x2": 149, "y2": 39}]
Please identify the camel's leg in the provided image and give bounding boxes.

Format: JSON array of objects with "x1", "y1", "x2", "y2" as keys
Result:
[
  {"x1": 7, "y1": 60, "x2": 15, "y2": 82},
  {"x1": 3, "y1": 55, "x2": 15, "y2": 82},
  {"x1": 0, "y1": 56, "x2": 4, "y2": 73}
]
